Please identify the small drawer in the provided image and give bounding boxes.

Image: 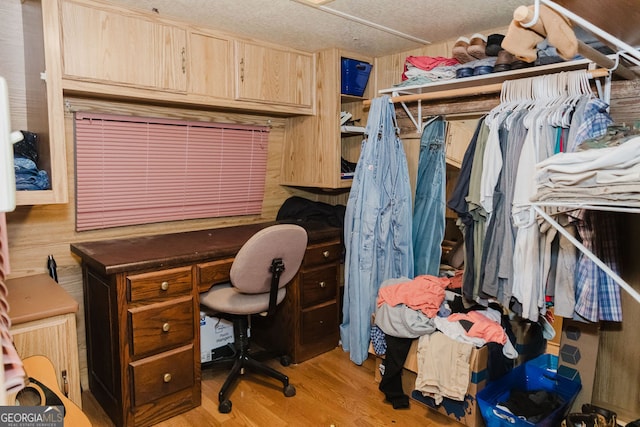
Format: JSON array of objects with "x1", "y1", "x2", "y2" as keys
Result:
[
  {"x1": 129, "y1": 344, "x2": 195, "y2": 407},
  {"x1": 303, "y1": 241, "x2": 342, "y2": 267},
  {"x1": 196, "y1": 258, "x2": 233, "y2": 293},
  {"x1": 300, "y1": 265, "x2": 338, "y2": 308},
  {"x1": 301, "y1": 303, "x2": 338, "y2": 345},
  {"x1": 127, "y1": 266, "x2": 192, "y2": 303},
  {"x1": 129, "y1": 297, "x2": 194, "y2": 357}
]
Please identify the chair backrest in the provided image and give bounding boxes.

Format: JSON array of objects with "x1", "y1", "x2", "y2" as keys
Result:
[{"x1": 230, "y1": 224, "x2": 308, "y2": 294}]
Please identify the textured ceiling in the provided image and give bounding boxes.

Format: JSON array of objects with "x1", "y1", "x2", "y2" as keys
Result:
[{"x1": 105, "y1": 0, "x2": 533, "y2": 57}]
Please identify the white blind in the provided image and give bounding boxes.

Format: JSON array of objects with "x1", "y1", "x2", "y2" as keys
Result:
[{"x1": 75, "y1": 112, "x2": 269, "y2": 231}]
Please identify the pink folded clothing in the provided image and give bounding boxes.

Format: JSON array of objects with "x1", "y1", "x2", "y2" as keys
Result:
[
  {"x1": 448, "y1": 310, "x2": 507, "y2": 344},
  {"x1": 377, "y1": 275, "x2": 450, "y2": 318},
  {"x1": 402, "y1": 56, "x2": 460, "y2": 80}
]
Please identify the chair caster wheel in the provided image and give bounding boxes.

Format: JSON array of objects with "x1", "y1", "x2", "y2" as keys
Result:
[
  {"x1": 284, "y1": 384, "x2": 296, "y2": 397},
  {"x1": 280, "y1": 355, "x2": 292, "y2": 366},
  {"x1": 219, "y1": 399, "x2": 232, "y2": 413}
]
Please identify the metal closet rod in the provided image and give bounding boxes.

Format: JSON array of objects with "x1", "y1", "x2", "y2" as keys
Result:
[{"x1": 363, "y1": 68, "x2": 610, "y2": 106}]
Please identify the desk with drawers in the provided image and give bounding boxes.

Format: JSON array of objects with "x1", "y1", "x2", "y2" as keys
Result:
[{"x1": 70, "y1": 221, "x2": 342, "y2": 427}]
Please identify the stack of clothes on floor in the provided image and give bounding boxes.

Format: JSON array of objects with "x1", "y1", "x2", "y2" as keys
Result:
[{"x1": 371, "y1": 275, "x2": 519, "y2": 410}]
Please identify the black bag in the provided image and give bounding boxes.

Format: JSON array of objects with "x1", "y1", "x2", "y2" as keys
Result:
[
  {"x1": 277, "y1": 196, "x2": 345, "y2": 228},
  {"x1": 14, "y1": 130, "x2": 39, "y2": 163}
]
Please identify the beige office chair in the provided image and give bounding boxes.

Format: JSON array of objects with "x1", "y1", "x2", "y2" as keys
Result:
[{"x1": 200, "y1": 224, "x2": 308, "y2": 414}]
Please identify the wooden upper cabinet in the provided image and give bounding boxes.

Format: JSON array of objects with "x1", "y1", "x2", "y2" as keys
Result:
[
  {"x1": 60, "y1": 0, "x2": 187, "y2": 92},
  {"x1": 281, "y1": 48, "x2": 371, "y2": 189},
  {"x1": 187, "y1": 31, "x2": 232, "y2": 99},
  {"x1": 445, "y1": 119, "x2": 476, "y2": 168},
  {"x1": 235, "y1": 41, "x2": 314, "y2": 108}
]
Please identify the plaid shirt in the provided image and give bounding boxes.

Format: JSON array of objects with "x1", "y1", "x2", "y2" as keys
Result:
[
  {"x1": 572, "y1": 210, "x2": 622, "y2": 322},
  {"x1": 570, "y1": 98, "x2": 613, "y2": 153}
]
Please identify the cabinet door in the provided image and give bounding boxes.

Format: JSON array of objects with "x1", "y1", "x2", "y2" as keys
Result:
[
  {"x1": 281, "y1": 48, "x2": 370, "y2": 189},
  {"x1": 11, "y1": 313, "x2": 82, "y2": 408},
  {"x1": 188, "y1": 31, "x2": 232, "y2": 99},
  {"x1": 61, "y1": 0, "x2": 187, "y2": 92},
  {"x1": 235, "y1": 41, "x2": 313, "y2": 107},
  {"x1": 445, "y1": 119, "x2": 476, "y2": 168}
]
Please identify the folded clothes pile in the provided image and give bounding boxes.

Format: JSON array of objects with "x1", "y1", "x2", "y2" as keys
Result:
[
  {"x1": 533, "y1": 134, "x2": 640, "y2": 207},
  {"x1": 13, "y1": 130, "x2": 50, "y2": 191}
]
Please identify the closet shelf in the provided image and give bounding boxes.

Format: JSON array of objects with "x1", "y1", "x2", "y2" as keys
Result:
[
  {"x1": 340, "y1": 125, "x2": 366, "y2": 135},
  {"x1": 370, "y1": 58, "x2": 610, "y2": 133},
  {"x1": 376, "y1": 57, "x2": 602, "y2": 102}
]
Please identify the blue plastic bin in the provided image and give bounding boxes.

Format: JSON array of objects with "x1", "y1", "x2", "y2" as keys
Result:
[
  {"x1": 477, "y1": 354, "x2": 581, "y2": 427},
  {"x1": 341, "y1": 58, "x2": 372, "y2": 97}
]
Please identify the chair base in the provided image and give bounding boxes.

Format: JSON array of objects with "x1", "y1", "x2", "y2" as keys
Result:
[{"x1": 208, "y1": 314, "x2": 296, "y2": 413}]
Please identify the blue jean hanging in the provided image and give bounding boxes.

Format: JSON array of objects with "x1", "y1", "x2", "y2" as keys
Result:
[
  {"x1": 413, "y1": 116, "x2": 446, "y2": 276},
  {"x1": 341, "y1": 95, "x2": 414, "y2": 365}
]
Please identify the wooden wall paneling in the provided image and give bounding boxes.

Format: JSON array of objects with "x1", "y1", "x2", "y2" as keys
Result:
[
  {"x1": 592, "y1": 213, "x2": 640, "y2": 422},
  {"x1": 4, "y1": 95, "x2": 315, "y2": 389},
  {"x1": 0, "y1": 0, "x2": 27, "y2": 129}
]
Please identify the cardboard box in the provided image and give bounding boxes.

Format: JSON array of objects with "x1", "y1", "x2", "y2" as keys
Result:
[
  {"x1": 200, "y1": 313, "x2": 234, "y2": 363},
  {"x1": 557, "y1": 319, "x2": 600, "y2": 411},
  {"x1": 375, "y1": 339, "x2": 488, "y2": 427}
]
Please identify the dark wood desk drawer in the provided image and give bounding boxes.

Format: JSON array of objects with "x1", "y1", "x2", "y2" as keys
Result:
[
  {"x1": 303, "y1": 241, "x2": 342, "y2": 267},
  {"x1": 196, "y1": 258, "x2": 234, "y2": 292},
  {"x1": 301, "y1": 302, "x2": 338, "y2": 345},
  {"x1": 129, "y1": 344, "x2": 195, "y2": 407},
  {"x1": 127, "y1": 266, "x2": 192, "y2": 302},
  {"x1": 300, "y1": 265, "x2": 338, "y2": 308},
  {"x1": 129, "y1": 297, "x2": 194, "y2": 357}
]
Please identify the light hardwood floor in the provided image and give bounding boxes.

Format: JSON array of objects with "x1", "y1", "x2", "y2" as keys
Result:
[{"x1": 81, "y1": 347, "x2": 462, "y2": 426}]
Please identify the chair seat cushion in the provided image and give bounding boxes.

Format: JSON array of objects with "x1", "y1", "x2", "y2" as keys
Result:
[{"x1": 200, "y1": 282, "x2": 286, "y2": 315}]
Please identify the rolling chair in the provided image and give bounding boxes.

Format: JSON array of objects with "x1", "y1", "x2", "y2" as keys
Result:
[{"x1": 200, "y1": 224, "x2": 308, "y2": 413}]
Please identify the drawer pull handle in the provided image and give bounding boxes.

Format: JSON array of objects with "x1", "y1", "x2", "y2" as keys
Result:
[
  {"x1": 162, "y1": 322, "x2": 171, "y2": 332},
  {"x1": 163, "y1": 373, "x2": 172, "y2": 383},
  {"x1": 319, "y1": 281, "x2": 326, "y2": 288},
  {"x1": 322, "y1": 250, "x2": 330, "y2": 258},
  {"x1": 161, "y1": 281, "x2": 169, "y2": 291},
  {"x1": 319, "y1": 320, "x2": 324, "y2": 325}
]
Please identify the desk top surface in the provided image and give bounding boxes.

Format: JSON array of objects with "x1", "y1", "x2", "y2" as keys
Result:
[
  {"x1": 6, "y1": 274, "x2": 79, "y2": 324},
  {"x1": 71, "y1": 221, "x2": 341, "y2": 275}
]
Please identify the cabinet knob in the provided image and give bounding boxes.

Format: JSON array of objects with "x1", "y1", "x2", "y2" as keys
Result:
[
  {"x1": 163, "y1": 373, "x2": 172, "y2": 383},
  {"x1": 319, "y1": 281, "x2": 326, "y2": 288},
  {"x1": 162, "y1": 322, "x2": 171, "y2": 332},
  {"x1": 319, "y1": 320, "x2": 324, "y2": 325},
  {"x1": 161, "y1": 281, "x2": 169, "y2": 291},
  {"x1": 322, "y1": 250, "x2": 330, "y2": 258}
]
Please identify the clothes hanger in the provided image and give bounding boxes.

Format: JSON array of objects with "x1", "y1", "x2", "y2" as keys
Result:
[{"x1": 421, "y1": 115, "x2": 443, "y2": 132}]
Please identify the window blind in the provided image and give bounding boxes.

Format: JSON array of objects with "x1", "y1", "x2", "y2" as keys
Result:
[{"x1": 75, "y1": 112, "x2": 269, "y2": 231}]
